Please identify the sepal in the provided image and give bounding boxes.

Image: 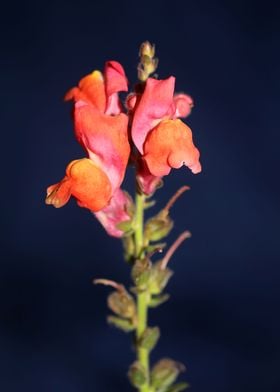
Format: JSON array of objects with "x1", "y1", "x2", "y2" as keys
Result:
[
  {"x1": 151, "y1": 358, "x2": 185, "y2": 391},
  {"x1": 131, "y1": 258, "x2": 151, "y2": 291},
  {"x1": 148, "y1": 263, "x2": 173, "y2": 295},
  {"x1": 144, "y1": 213, "x2": 174, "y2": 242},
  {"x1": 138, "y1": 327, "x2": 160, "y2": 352},
  {"x1": 107, "y1": 290, "x2": 136, "y2": 319}
]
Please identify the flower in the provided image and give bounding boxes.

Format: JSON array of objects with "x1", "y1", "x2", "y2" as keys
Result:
[
  {"x1": 46, "y1": 62, "x2": 132, "y2": 236},
  {"x1": 129, "y1": 76, "x2": 201, "y2": 194},
  {"x1": 65, "y1": 61, "x2": 130, "y2": 192}
]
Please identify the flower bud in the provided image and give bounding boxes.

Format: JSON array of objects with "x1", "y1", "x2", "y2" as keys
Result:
[
  {"x1": 107, "y1": 291, "x2": 136, "y2": 319},
  {"x1": 139, "y1": 41, "x2": 155, "y2": 58},
  {"x1": 151, "y1": 358, "x2": 185, "y2": 390},
  {"x1": 128, "y1": 361, "x2": 147, "y2": 388},
  {"x1": 138, "y1": 327, "x2": 160, "y2": 352},
  {"x1": 138, "y1": 41, "x2": 158, "y2": 81}
]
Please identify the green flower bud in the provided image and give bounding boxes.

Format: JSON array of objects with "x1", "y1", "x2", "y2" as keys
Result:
[
  {"x1": 107, "y1": 316, "x2": 136, "y2": 332},
  {"x1": 139, "y1": 41, "x2": 155, "y2": 58},
  {"x1": 128, "y1": 361, "x2": 147, "y2": 388},
  {"x1": 138, "y1": 326, "x2": 160, "y2": 351},
  {"x1": 151, "y1": 358, "x2": 185, "y2": 390},
  {"x1": 107, "y1": 291, "x2": 136, "y2": 319}
]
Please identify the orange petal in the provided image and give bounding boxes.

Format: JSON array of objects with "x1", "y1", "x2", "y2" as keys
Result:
[
  {"x1": 46, "y1": 159, "x2": 112, "y2": 212},
  {"x1": 46, "y1": 179, "x2": 72, "y2": 208},
  {"x1": 64, "y1": 71, "x2": 106, "y2": 113},
  {"x1": 143, "y1": 119, "x2": 201, "y2": 177},
  {"x1": 73, "y1": 102, "x2": 130, "y2": 191}
]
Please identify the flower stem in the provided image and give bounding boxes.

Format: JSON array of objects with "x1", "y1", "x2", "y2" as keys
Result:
[
  {"x1": 134, "y1": 191, "x2": 150, "y2": 392},
  {"x1": 135, "y1": 192, "x2": 145, "y2": 257}
]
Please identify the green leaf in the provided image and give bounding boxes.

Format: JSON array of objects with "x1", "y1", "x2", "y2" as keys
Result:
[
  {"x1": 166, "y1": 382, "x2": 190, "y2": 392},
  {"x1": 138, "y1": 327, "x2": 160, "y2": 351},
  {"x1": 116, "y1": 220, "x2": 134, "y2": 235},
  {"x1": 145, "y1": 243, "x2": 167, "y2": 254},
  {"x1": 149, "y1": 293, "x2": 170, "y2": 308},
  {"x1": 144, "y1": 199, "x2": 156, "y2": 209},
  {"x1": 107, "y1": 316, "x2": 135, "y2": 332}
]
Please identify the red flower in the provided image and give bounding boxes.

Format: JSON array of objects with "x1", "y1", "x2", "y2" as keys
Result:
[
  {"x1": 65, "y1": 61, "x2": 130, "y2": 192},
  {"x1": 129, "y1": 76, "x2": 201, "y2": 194},
  {"x1": 46, "y1": 62, "x2": 132, "y2": 236}
]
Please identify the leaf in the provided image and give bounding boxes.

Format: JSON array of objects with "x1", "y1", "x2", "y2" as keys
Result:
[
  {"x1": 149, "y1": 293, "x2": 170, "y2": 308},
  {"x1": 107, "y1": 316, "x2": 135, "y2": 332},
  {"x1": 166, "y1": 382, "x2": 190, "y2": 392}
]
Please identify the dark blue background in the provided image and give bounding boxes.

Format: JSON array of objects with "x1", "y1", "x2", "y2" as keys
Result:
[{"x1": 1, "y1": 0, "x2": 280, "y2": 391}]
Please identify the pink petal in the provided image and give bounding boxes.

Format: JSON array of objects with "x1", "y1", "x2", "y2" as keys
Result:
[
  {"x1": 104, "y1": 61, "x2": 128, "y2": 115},
  {"x1": 94, "y1": 189, "x2": 132, "y2": 237},
  {"x1": 136, "y1": 158, "x2": 163, "y2": 196},
  {"x1": 173, "y1": 93, "x2": 194, "y2": 118},
  {"x1": 131, "y1": 76, "x2": 176, "y2": 154}
]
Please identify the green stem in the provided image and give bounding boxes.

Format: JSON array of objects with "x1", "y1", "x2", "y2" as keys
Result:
[
  {"x1": 134, "y1": 191, "x2": 150, "y2": 392},
  {"x1": 135, "y1": 192, "x2": 145, "y2": 257}
]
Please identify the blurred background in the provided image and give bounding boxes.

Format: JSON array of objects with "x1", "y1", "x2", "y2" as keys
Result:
[{"x1": 1, "y1": 0, "x2": 280, "y2": 391}]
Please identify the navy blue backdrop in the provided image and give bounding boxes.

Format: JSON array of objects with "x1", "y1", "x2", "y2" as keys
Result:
[{"x1": 1, "y1": 0, "x2": 280, "y2": 391}]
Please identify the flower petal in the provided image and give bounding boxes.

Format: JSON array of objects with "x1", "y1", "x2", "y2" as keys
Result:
[
  {"x1": 143, "y1": 119, "x2": 201, "y2": 177},
  {"x1": 131, "y1": 76, "x2": 176, "y2": 154},
  {"x1": 64, "y1": 70, "x2": 106, "y2": 113},
  {"x1": 173, "y1": 93, "x2": 194, "y2": 118},
  {"x1": 73, "y1": 101, "x2": 130, "y2": 191},
  {"x1": 104, "y1": 61, "x2": 128, "y2": 97},
  {"x1": 94, "y1": 189, "x2": 132, "y2": 237},
  {"x1": 104, "y1": 61, "x2": 128, "y2": 115},
  {"x1": 46, "y1": 159, "x2": 112, "y2": 211},
  {"x1": 136, "y1": 158, "x2": 163, "y2": 196}
]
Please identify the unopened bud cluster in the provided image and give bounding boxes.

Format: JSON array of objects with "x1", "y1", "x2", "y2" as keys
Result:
[{"x1": 138, "y1": 41, "x2": 159, "y2": 81}]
